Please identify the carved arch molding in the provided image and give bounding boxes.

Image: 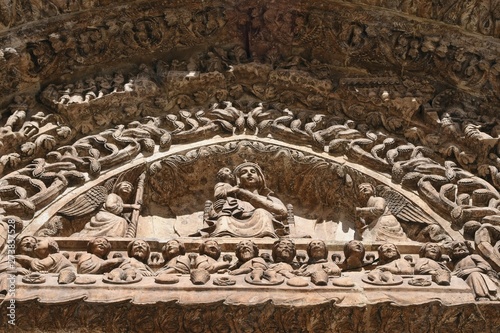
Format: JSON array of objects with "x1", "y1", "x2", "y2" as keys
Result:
[{"x1": 1, "y1": 0, "x2": 500, "y2": 331}]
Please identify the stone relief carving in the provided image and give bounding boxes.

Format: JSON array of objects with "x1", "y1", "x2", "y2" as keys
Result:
[
  {"x1": 3, "y1": 237, "x2": 497, "y2": 302},
  {"x1": 355, "y1": 183, "x2": 408, "y2": 242},
  {"x1": 2, "y1": 1, "x2": 500, "y2": 330},
  {"x1": 365, "y1": 243, "x2": 413, "y2": 285},
  {"x1": 77, "y1": 237, "x2": 124, "y2": 274},
  {"x1": 464, "y1": 221, "x2": 500, "y2": 272},
  {"x1": 450, "y1": 240, "x2": 499, "y2": 301},
  {"x1": 415, "y1": 242, "x2": 451, "y2": 286},
  {"x1": 199, "y1": 162, "x2": 288, "y2": 238}
]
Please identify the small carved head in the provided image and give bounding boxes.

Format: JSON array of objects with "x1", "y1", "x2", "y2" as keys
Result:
[
  {"x1": 116, "y1": 181, "x2": 134, "y2": 197},
  {"x1": 343, "y1": 240, "x2": 365, "y2": 261},
  {"x1": 419, "y1": 243, "x2": 442, "y2": 261},
  {"x1": 307, "y1": 239, "x2": 328, "y2": 262},
  {"x1": 235, "y1": 240, "x2": 259, "y2": 263},
  {"x1": 162, "y1": 239, "x2": 186, "y2": 261},
  {"x1": 127, "y1": 239, "x2": 151, "y2": 263},
  {"x1": 16, "y1": 236, "x2": 37, "y2": 255},
  {"x1": 87, "y1": 237, "x2": 112, "y2": 259},
  {"x1": 358, "y1": 183, "x2": 375, "y2": 201},
  {"x1": 34, "y1": 237, "x2": 60, "y2": 258},
  {"x1": 199, "y1": 239, "x2": 221, "y2": 260},
  {"x1": 272, "y1": 239, "x2": 296, "y2": 264},
  {"x1": 377, "y1": 243, "x2": 400, "y2": 264},
  {"x1": 450, "y1": 241, "x2": 472, "y2": 260},
  {"x1": 216, "y1": 167, "x2": 235, "y2": 185}
]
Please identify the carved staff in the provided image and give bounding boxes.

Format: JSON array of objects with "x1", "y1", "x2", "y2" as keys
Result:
[{"x1": 125, "y1": 172, "x2": 146, "y2": 238}]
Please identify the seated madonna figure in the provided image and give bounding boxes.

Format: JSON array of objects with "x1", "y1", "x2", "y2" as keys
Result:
[{"x1": 201, "y1": 162, "x2": 288, "y2": 238}]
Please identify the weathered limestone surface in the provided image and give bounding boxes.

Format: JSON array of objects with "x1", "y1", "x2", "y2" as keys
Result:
[{"x1": 1, "y1": 0, "x2": 500, "y2": 331}]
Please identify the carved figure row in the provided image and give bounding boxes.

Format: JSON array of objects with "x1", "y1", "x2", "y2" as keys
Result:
[{"x1": 3, "y1": 237, "x2": 498, "y2": 301}]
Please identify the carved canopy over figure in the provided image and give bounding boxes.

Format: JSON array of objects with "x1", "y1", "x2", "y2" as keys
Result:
[
  {"x1": 201, "y1": 162, "x2": 288, "y2": 238},
  {"x1": 355, "y1": 183, "x2": 408, "y2": 242}
]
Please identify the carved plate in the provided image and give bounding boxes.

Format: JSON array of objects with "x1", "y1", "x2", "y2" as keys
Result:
[
  {"x1": 103, "y1": 275, "x2": 143, "y2": 284},
  {"x1": 213, "y1": 277, "x2": 236, "y2": 286},
  {"x1": 361, "y1": 274, "x2": 403, "y2": 286},
  {"x1": 245, "y1": 274, "x2": 285, "y2": 286}
]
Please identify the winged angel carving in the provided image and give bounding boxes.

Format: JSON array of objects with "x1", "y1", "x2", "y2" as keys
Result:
[
  {"x1": 36, "y1": 167, "x2": 145, "y2": 237},
  {"x1": 355, "y1": 183, "x2": 451, "y2": 243}
]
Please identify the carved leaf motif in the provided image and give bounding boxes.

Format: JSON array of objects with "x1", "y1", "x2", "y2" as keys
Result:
[
  {"x1": 20, "y1": 142, "x2": 36, "y2": 156},
  {"x1": 365, "y1": 112, "x2": 381, "y2": 127},
  {"x1": 385, "y1": 117, "x2": 403, "y2": 132}
]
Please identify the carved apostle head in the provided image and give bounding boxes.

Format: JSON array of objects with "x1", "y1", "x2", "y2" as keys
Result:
[
  {"x1": 16, "y1": 235, "x2": 37, "y2": 256},
  {"x1": 344, "y1": 240, "x2": 365, "y2": 262},
  {"x1": 419, "y1": 243, "x2": 442, "y2": 261},
  {"x1": 127, "y1": 239, "x2": 151, "y2": 263},
  {"x1": 272, "y1": 239, "x2": 296, "y2": 264},
  {"x1": 162, "y1": 239, "x2": 186, "y2": 262},
  {"x1": 199, "y1": 239, "x2": 221, "y2": 260},
  {"x1": 87, "y1": 237, "x2": 112, "y2": 259},
  {"x1": 235, "y1": 240, "x2": 259, "y2": 263},
  {"x1": 377, "y1": 243, "x2": 400, "y2": 265},
  {"x1": 450, "y1": 241, "x2": 471, "y2": 261},
  {"x1": 307, "y1": 239, "x2": 328, "y2": 262},
  {"x1": 34, "y1": 237, "x2": 60, "y2": 259}
]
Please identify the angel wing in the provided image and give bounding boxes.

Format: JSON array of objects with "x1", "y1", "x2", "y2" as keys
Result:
[
  {"x1": 376, "y1": 185, "x2": 451, "y2": 242},
  {"x1": 58, "y1": 178, "x2": 115, "y2": 217},
  {"x1": 376, "y1": 185, "x2": 436, "y2": 225}
]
